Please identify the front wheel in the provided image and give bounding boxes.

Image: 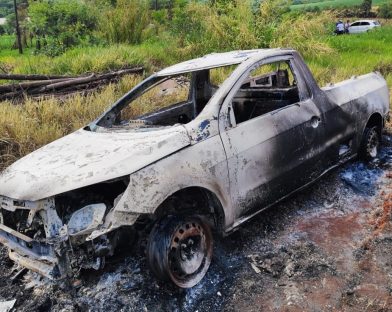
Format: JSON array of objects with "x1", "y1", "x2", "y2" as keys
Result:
[
  {"x1": 359, "y1": 126, "x2": 380, "y2": 160},
  {"x1": 147, "y1": 215, "x2": 213, "y2": 288}
]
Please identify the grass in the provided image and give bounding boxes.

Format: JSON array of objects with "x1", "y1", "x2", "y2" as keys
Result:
[
  {"x1": 0, "y1": 36, "x2": 177, "y2": 75},
  {"x1": 291, "y1": 0, "x2": 389, "y2": 10},
  {"x1": 0, "y1": 75, "x2": 141, "y2": 170},
  {"x1": 0, "y1": 35, "x2": 15, "y2": 51},
  {"x1": 306, "y1": 26, "x2": 392, "y2": 90}
]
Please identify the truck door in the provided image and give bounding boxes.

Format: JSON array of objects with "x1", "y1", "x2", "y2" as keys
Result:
[{"x1": 219, "y1": 56, "x2": 326, "y2": 219}]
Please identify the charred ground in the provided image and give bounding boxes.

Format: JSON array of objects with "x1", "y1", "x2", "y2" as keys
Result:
[{"x1": 0, "y1": 130, "x2": 391, "y2": 312}]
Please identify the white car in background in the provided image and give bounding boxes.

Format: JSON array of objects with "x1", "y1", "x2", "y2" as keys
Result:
[{"x1": 349, "y1": 20, "x2": 381, "y2": 34}]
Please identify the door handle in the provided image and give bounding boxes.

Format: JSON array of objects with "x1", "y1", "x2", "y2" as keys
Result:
[{"x1": 310, "y1": 116, "x2": 321, "y2": 128}]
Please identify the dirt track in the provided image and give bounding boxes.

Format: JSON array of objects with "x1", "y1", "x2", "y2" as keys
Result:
[{"x1": 0, "y1": 132, "x2": 391, "y2": 312}]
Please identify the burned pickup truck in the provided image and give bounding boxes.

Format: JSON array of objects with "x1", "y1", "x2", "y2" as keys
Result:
[{"x1": 0, "y1": 49, "x2": 389, "y2": 288}]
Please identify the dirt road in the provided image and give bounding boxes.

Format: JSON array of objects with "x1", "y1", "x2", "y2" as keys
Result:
[{"x1": 0, "y1": 132, "x2": 391, "y2": 312}]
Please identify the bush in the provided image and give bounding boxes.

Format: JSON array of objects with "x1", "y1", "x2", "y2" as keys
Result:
[
  {"x1": 100, "y1": 0, "x2": 150, "y2": 44},
  {"x1": 304, "y1": 6, "x2": 320, "y2": 13},
  {"x1": 359, "y1": 0, "x2": 372, "y2": 17},
  {"x1": 254, "y1": 0, "x2": 291, "y2": 47},
  {"x1": 335, "y1": 7, "x2": 359, "y2": 18},
  {"x1": 29, "y1": 0, "x2": 98, "y2": 51},
  {"x1": 378, "y1": 3, "x2": 392, "y2": 18},
  {"x1": 170, "y1": 1, "x2": 259, "y2": 57},
  {"x1": 271, "y1": 12, "x2": 335, "y2": 58}
]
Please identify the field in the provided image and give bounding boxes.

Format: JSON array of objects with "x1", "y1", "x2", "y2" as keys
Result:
[
  {"x1": 291, "y1": 0, "x2": 389, "y2": 10},
  {"x1": 1, "y1": 24, "x2": 392, "y2": 86},
  {"x1": 309, "y1": 25, "x2": 392, "y2": 87},
  {"x1": 0, "y1": 4, "x2": 392, "y2": 311}
]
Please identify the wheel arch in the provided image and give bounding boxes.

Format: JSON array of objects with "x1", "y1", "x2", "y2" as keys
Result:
[
  {"x1": 364, "y1": 112, "x2": 384, "y2": 137},
  {"x1": 153, "y1": 186, "x2": 226, "y2": 232}
]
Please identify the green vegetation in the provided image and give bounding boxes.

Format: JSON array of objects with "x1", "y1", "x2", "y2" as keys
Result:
[
  {"x1": 0, "y1": 34, "x2": 14, "y2": 51},
  {"x1": 291, "y1": 0, "x2": 388, "y2": 10},
  {"x1": 0, "y1": 0, "x2": 13, "y2": 18},
  {"x1": 0, "y1": 40, "x2": 177, "y2": 74},
  {"x1": 100, "y1": 0, "x2": 149, "y2": 44},
  {"x1": 379, "y1": 2, "x2": 392, "y2": 18},
  {"x1": 28, "y1": 0, "x2": 98, "y2": 55},
  {"x1": 0, "y1": 75, "x2": 141, "y2": 170},
  {"x1": 309, "y1": 26, "x2": 392, "y2": 88},
  {"x1": 0, "y1": 0, "x2": 391, "y2": 168}
]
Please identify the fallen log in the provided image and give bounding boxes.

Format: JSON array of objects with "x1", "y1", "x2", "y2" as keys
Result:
[
  {"x1": 0, "y1": 67, "x2": 144, "y2": 102},
  {"x1": 0, "y1": 91, "x2": 22, "y2": 101},
  {"x1": 0, "y1": 73, "x2": 75, "y2": 81},
  {"x1": 0, "y1": 78, "x2": 71, "y2": 93},
  {"x1": 38, "y1": 75, "x2": 94, "y2": 92},
  {"x1": 37, "y1": 67, "x2": 144, "y2": 92}
]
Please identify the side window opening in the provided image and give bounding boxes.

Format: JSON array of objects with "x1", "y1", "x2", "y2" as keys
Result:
[
  {"x1": 210, "y1": 65, "x2": 238, "y2": 87},
  {"x1": 232, "y1": 60, "x2": 300, "y2": 124}
]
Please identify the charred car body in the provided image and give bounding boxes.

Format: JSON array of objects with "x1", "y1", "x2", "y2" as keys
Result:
[{"x1": 0, "y1": 49, "x2": 389, "y2": 288}]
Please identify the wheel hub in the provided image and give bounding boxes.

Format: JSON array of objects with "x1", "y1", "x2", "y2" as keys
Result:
[
  {"x1": 179, "y1": 236, "x2": 204, "y2": 274},
  {"x1": 169, "y1": 223, "x2": 208, "y2": 277},
  {"x1": 367, "y1": 131, "x2": 379, "y2": 158}
]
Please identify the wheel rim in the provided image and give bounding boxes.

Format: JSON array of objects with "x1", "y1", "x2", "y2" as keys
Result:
[
  {"x1": 367, "y1": 130, "x2": 379, "y2": 158},
  {"x1": 167, "y1": 220, "x2": 212, "y2": 288}
]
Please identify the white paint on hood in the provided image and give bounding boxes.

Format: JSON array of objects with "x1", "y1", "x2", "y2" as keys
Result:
[{"x1": 0, "y1": 126, "x2": 190, "y2": 201}]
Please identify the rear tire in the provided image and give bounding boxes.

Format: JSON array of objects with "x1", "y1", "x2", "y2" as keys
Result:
[
  {"x1": 147, "y1": 215, "x2": 213, "y2": 288},
  {"x1": 359, "y1": 126, "x2": 380, "y2": 160}
]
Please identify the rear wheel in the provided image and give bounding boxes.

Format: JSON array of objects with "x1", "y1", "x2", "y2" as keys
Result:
[
  {"x1": 359, "y1": 126, "x2": 380, "y2": 160},
  {"x1": 147, "y1": 215, "x2": 213, "y2": 288}
]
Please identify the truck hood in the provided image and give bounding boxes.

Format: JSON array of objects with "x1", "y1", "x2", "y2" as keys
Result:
[{"x1": 0, "y1": 126, "x2": 190, "y2": 201}]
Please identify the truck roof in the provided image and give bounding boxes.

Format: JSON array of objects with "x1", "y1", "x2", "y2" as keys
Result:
[{"x1": 156, "y1": 48, "x2": 294, "y2": 76}]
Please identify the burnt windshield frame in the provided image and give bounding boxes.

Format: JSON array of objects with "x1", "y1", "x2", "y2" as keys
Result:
[{"x1": 92, "y1": 74, "x2": 188, "y2": 129}]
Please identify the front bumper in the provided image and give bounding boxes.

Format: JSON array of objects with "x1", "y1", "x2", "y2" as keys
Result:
[{"x1": 0, "y1": 224, "x2": 63, "y2": 279}]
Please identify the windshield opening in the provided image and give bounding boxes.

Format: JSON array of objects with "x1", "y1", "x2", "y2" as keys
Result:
[{"x1": 96, "y1": 64, "x2": 238, "y2": 130}]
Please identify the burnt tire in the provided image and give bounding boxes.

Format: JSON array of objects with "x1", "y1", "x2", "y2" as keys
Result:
[
  {"x1": 147, "y1": 215, "x2": 213, "y2": 288},
  {"x1": 359, "y1": 126, "x2": 380, "y2": 160}
]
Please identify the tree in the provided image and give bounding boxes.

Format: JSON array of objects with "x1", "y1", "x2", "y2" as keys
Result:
[
  {"x1": 359, "y1": 0, "x2": 372, "y2": 17},
  {"x1": 28, "y1": 0, "x2": 98, "y2": 53},
  {"x1": 13, "y1": 0, "x2": 23, "y2": 53},
  {"x1": 378, "y1": 2, "x2": 392, "y2": 18},
  {"x1": 0, "y1": 0, "x2": 14, "y2": 18}
]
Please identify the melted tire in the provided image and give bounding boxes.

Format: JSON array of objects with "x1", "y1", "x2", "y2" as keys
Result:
[
  {"x1": 359, "y1": 126, "x2": 380, "y2": 161},
  {"x1": 147, "y1": 215, "x2": 213, "y2": 288}
]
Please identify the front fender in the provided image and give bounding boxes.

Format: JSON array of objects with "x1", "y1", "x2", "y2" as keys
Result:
[{"x1": 112, "y1": 135, "x2": 233, "y2": 226}]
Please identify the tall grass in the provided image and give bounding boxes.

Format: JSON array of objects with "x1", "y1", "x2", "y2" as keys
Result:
[
  {"x1": 0, "y1": 35, "x2": 15, "y2": 51},
  {"x1": 99, "y1": 0, "x2": 149, "y2": 44},
  {"x1": 0, "y1": 75, "x2": 140, "y2": 170},
  {"x1": 271, "y1": 12, "x2": 334, "y2": 57},
  {"x1": 170, "y1": 1, "x2": 260, "y2": 58},
  {"x1": 0, "y1": 40, "x2": 178, "y2": 75},
  {"x1": 307, "y1": 26, "x2": 392, "y2": 89}
]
